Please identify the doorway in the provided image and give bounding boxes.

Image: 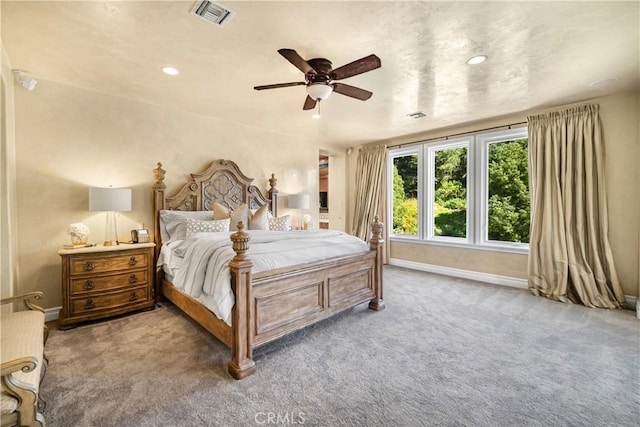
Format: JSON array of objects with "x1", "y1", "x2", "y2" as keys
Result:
[{"x1": 319, "y1": 155, "x2": 329, "y2": 229}]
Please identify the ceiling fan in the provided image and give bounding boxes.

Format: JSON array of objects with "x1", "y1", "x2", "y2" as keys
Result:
[{"x1": 254, "y1": 49, "x2": 381, "y2": 112}]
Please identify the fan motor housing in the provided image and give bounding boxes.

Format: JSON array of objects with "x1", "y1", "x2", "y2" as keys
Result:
[{"x1": 307, "y1": 58, "x2": 333, "y2": 82}]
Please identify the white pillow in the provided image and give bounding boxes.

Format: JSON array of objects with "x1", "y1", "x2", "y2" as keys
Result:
[
  {"x1": 159, "y1": 210, "x2": 214, "y2": 242},
  {"x1": 230, "y1": 204, "x2": 250, "y2": 231},
  {"x1": 250, "y1": 208, "x2": 274, "y2": 218},
  {"x1": 185, "y1": 218, "x2": 230, "y2": 236},
  {"x1": 268, "y1": 215, "x2": 291, "y2": 231},
  {"x1": 249, "y1": 205, "x2": 270, "y2": 230}
]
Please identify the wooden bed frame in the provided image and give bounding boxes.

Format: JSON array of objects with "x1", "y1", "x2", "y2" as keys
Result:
[{"x1": 152, "y1": 159, "x2": 384, "y2": 379}]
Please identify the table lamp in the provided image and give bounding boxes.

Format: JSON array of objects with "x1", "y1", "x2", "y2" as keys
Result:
[
  {"x1": 89, "y1": 187, "x2": 132, "y2": 246},
  {"x1": 288, "y1": 194, "x2": 310, "y2": 230}
]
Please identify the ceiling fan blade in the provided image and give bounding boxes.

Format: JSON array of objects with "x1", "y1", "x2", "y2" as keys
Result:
[
  {"x1": 332, "y1": 83, "x2": 373, "y2": 100},
  {"x1": 254, "y1": 82, "x2": 306, "y2": 91},
  {"x1": 278, "y1": 49, "x2": 316, "y2": 75},
  {"x1": 330, "y1": 54, "x2": 381, "y2": 80},
  {"x1": 303, "y1": 95, "x2": 317, "y2": 110}
]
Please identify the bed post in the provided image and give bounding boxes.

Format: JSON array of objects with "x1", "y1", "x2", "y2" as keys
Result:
[
  {"x1": 268, "y1": 173, "x2": 278, "y2": 217},
  {"x1": 369, "y1": 215, "x2": 385, "y2": 311},
  {"x1": 152, "y1": 163, "x2": 167, "y2": 303},
  {"x1": 152, "y1": 162, "x2": 167, "y2": 255},
  {"x1": 228, "y1": 222, "x2": 256, "y2": 379}
]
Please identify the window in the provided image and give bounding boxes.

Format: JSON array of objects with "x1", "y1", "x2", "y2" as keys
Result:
[
  {"x1": 389, "y1": 126, "x2": 529, "y2": 252},
  {"x1": 429, "y1": 139, "x2": 470, "y2": 241},
  {"x1": 391, "y1": 150, "x2": 419, "y2": 236}
]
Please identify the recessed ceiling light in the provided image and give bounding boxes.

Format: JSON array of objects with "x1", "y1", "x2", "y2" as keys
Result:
[
  {"x1": 589, "y1": 78, "x2": 616, "y2": 88},
  {"x1": 162, "y1": 66, "x2": 180, "y2": 76},
  {"x1": 466, "y1": 55, "x2": 488, "y2": 65}
]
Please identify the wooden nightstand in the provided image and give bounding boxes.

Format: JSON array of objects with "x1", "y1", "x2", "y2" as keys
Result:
[{"x1": 57, "y1": 243, "x2": 155, "y2": 329}]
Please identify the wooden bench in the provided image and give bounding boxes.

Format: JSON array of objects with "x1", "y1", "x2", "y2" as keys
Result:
[{"x1": 1, "y1": 292, "x2": 48, "y2": 427}]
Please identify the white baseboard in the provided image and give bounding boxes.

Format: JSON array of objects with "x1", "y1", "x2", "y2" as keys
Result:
[
  {"x1": 388, "y1": 258, "x2": 528, "y2": 289},
  {"x1": 45, "y1": 306, "x2": 61, "y2": 322}
]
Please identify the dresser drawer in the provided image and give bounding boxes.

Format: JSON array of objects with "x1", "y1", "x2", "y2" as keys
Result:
[
  {"x1": 69, "y1": 252, "x2": 149, "y2": 275},
  {"x1": 70, "y1": 270, "x2": 148, "y2": 295},
  {"x1": 69, "y1": 286, "x2": 149, "y2": 315}
]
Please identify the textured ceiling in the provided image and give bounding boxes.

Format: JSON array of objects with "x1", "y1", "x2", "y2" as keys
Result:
[{"x1": 2, "y1": 1, "x2": 639, "y2": 146}]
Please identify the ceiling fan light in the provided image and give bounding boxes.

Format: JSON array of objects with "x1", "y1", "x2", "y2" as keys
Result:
[
  {"x1": 306, "y1": 83, "x2": 333, "y2": 101},
  {"x1": 162, "y1": 66, "x2": 180, "y2": 75},
  {"x1": 466, "y1": 55, "x2": 487, "y2": 65}
]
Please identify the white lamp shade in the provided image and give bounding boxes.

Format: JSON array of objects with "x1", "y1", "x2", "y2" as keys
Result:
[
  {"x1": 288, "y1": 194, "x2": 310, "y2": 209},
  {"x1": 306, "y1": 83, "x2": 333, "y2": 101},
  {"x1": 89, "y1": 188, "x2": 132, "y2": 212}
]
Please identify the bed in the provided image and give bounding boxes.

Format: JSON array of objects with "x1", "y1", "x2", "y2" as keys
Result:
[{"x1": 152, "y1": 159, "x2": 384, "y2": 379}]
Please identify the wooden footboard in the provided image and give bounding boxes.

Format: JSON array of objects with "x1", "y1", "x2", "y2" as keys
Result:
[{"x1": 228, "y1": 218, "x2": 384, "y2": 379}]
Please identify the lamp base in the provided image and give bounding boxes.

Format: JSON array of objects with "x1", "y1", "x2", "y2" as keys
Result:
[{"x1": 103, "y1": 212, "x2": 120, "y2": 246}]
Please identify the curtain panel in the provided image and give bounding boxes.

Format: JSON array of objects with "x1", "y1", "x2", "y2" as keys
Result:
[
  {"x1": 351, "y1": 145, "x2": 387, "y2": 247},
  {"x1": 527, "y1": 104, "x2": 624, "y2": 308}
]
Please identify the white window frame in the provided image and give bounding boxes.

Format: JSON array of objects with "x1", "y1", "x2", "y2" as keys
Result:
[
  {"x1": 426, "y1": 137, "x2": 473, "y2": 244},
  {"x1": 389, "y1": 127, "x2": 529, "y2": 254},
  {"x1": 388, "y1": 146, "x2": 422, "y2": 240},
  {"x1": 476, "y1": 126, "x2": 529, "y2": 251}
]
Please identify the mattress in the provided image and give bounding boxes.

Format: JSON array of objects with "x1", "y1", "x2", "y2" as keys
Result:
[{"x1": 157, "y1": 229, "x2": 369, "y2": 325}]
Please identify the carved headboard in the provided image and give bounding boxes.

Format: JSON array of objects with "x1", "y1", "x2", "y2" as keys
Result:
[{"x1": 152, "y1": 159, "x2": 278, "y2": 250}]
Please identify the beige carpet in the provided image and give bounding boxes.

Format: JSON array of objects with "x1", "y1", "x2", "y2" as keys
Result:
[{"x1": 41, "y1": 266, "x2": 639, "y2": 426}]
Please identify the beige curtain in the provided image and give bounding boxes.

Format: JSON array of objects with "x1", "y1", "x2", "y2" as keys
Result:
[
  {"x1": 527, "y1": 104, "x2": 624, "y2": 308},
  {"x1": 351, "y1": 144, "x2": 387, "y2": 247}
]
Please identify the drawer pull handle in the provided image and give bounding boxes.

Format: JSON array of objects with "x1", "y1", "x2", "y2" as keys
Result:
[
  {"x1": 129, "y1": 291, "x2": 138, "y2": 301},
  {"x1": 83, "y1": 261, "x2": 94, "y2": 271},
  {"x1": 84, "y1": 299, "x2": 95, "y2": 309},
  {"x1": 129, "y1": 274, "x2": 137, "y2": 284},
  {"x1": 129, "y1": 257, "x2": 137, "y2": 266},
  {"x1": 83, "y1": 280, "x2": 95, "y2": 290}
]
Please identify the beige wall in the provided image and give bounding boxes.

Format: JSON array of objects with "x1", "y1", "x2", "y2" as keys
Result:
[
  {"x1": 372, "y1": 91, "x2": 640, "y2": 297},
  {"x1": 1, "y1": 41, "x2": 19, "y2": 305},
  {"x1": 13, "y1": 79, "x2": 336, "y2": 309}
]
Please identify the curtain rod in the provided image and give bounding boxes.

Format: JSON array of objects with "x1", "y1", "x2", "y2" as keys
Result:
[{"x1": 394, "y1": 121, "x2": 528, "y2": 149}]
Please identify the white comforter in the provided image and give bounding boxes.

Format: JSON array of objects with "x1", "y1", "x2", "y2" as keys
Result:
[{"x1": 157, "y1": 230, "x2": 370, "y2": 325}]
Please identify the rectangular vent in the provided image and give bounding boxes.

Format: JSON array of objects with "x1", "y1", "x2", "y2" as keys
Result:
[
  {"x1": 191, "y1": 1, "x2": 235, "y2": 27},
  {"x1": 407, "y1": 112, "x2": 426, "y2": 119}
]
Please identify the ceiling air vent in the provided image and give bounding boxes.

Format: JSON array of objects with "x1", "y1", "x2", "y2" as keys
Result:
[
  {"x1": 191, "y1": 1, "x2": 235, "y2": 27},
  {"x1": 407, "y1": 112, "x2": 426, "y2": 119}
]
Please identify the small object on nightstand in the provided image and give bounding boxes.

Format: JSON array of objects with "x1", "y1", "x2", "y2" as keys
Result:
[
  {"x1": 131, "y1": 228, "x2": 150, "y2": 243},
  {"x1": 57, "y1": 243, "x2": 155, "y2": 329},
  {"x1": 67, "y1": 222, "x2": 90, "y2": 247},
  {"x1": 62, "y1": 243, "x2": 96, "y2": 249}
]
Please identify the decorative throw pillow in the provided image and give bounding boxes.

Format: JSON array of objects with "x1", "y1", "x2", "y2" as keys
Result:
[
  {"x1": 230, "y1": 203, "x2": 250, "y2": 231},
  {"x1": 185, "y1": 218, "x2": 230, "y2": 236},
  {"x1": 251, "y1": 207, "x2": 274, "y2": 218},
  {"x1": 268, "y1": 215, "x2": 291, "y2": 231},
  {"x1": 212, "y1": 202, "x2": 231, "y2": 220},
  {"x1": 249, "y1": 205, "x2": 270, "y2": 230},
  {"x1": 212, "y1": 202, "x2": 249, "y2": 231}
]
